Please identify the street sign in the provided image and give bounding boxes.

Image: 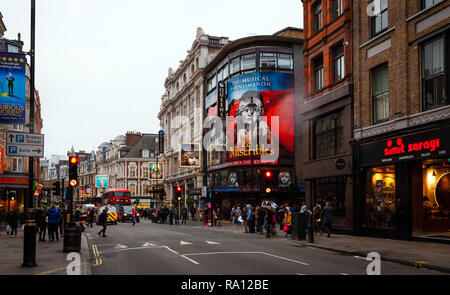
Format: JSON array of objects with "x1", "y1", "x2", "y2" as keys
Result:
[
  {"x1": 201, "y1": 186, "x2": 207, "y2": 198},
  {"x1": 6, "y1": 132, "x2": 44, "y2": 158}
]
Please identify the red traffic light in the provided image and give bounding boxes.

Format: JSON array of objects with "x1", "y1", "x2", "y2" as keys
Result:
[
  {"x1": 176, "y1": 186, "x2": 182, "y2": 192},
  {"x1": 70, "y1": 156, "x2": 78, "y2": 164},
  {"x1": 264, "y1": 171, "x2": 272, "y2": 178}
]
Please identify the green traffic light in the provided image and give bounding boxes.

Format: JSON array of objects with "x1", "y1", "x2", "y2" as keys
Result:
[{"x1": 11, "y1": 197, "x2": 15, "y2": 201}]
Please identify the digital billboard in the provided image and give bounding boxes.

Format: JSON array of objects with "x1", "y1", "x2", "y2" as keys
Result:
[
  {"x1": 180, "y1": 142, "x2": 201, "y2": 168},
  {"x1": 0, "y1": 53, "x2": 27, "y2": 124},
  {"x1": 225, "y1": 72, "x2": 294, "y2": 166}
]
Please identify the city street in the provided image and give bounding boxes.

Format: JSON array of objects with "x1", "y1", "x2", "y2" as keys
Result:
[{"x1": 84, "y1": 220, "x2": 441, "y2": 275}]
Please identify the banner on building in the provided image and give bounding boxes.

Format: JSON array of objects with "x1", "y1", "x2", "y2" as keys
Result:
[
  {"x1": 180, "y1": 142, "x2": 201, "y2": 168},
  {"x1": 149, "y1": 162, "x2": 164, "y2": 179},
  {"x1": 0, "y1": 53, "x2": 26, "y2": 124},
  {"x1": 95, "y1": 175, "x2": 109, "y2": 187}
]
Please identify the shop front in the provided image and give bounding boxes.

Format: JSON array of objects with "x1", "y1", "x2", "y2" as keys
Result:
[
  {"x1": 0, "y1": 176, "x2": 28, "y2": 217},
  {"x1": 354, "y1": 123, "x2": 450, "y2": 241}
]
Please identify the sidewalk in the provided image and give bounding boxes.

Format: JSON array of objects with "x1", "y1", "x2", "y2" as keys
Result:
[
  {"x1": 0, "y1": 227, "x2": 91, "y2": 275},
  {"x1": 152, "y1": 218, "x2": 450, "y2": 273}
]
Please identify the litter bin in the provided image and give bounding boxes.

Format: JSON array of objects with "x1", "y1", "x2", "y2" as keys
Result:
[{"x1": 63, "y1": 223, "x2": 82, "y2": 253}]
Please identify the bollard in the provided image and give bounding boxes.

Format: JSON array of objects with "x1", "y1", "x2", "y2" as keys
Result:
[{"x1": 63, "y1": 223, "x2": 82, "y2": 253}]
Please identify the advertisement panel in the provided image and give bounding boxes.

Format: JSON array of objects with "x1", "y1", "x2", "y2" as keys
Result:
[
  {"x1": 180, "y1": 142, "x2": 201, "y2": 168},
  {"x1": 95, "y1": 175, "x2": 109, "y2": 187},
  {"x1": 0, "y1": 53, "x2": 27, "y2": 124},
  {"x1": 225, "y1": 72, "x2": 294, "y2": 167},
  {"x1": 149, "y1": 162, "x2": 164, "y2": 179}
]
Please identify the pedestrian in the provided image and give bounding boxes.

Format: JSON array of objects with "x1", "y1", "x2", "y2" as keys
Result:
[
  {"x1": 244, "y1": 204, "x2": 252, "y2": 233},
  {"x1": 58, "y1": 207, "x2": 64, "y2": 236},
  {"x1": 190, "y1": 206, "x2": 196, "y2": 221},
  {"x1": 7, "y1": 210, "x2": 19, "y2": 237},
  {"x1": 321, "y1": 201, "x2": 334, "y2": 238},
  {"x1": 283, "y1": 207, "x2": 292, "y2": 238},
  {"x1": 312, "y1": 204, "x2": 322, "y2": 235},
  {"x1": 36, "y1": 208, "x2": 47, "y2": 241},
  {"x1": 256, "y1": 205, "x2": 264, "y2": 235},
  {"x1": 231, "y1": 206, "x2": 236, "y2": 226},
  {"x1": 97, "y1": 207, "x2": 108, "y2": 237},
  {"x1": 131, "y1": 207, "x2": 136, "y2": 226},
  {"x1": 264, "y1": 209, "x2": 274, "y2": 238},
  {"x1": 277, "y1": 209, "x2": 284, "y2": 231},
  {"x1": 46, "y1": 204, "x2": 62, "y2": 241},
  {"x1": 300, "y1": 204, "x2": 312, "y2": 239},
  {"x1": 88, "y1": 209, "x2": 95, "y2": 228},
  {"x1": 74, "y1": 207, "x2": 81, "y2": 222},
  {"x1": 174, "y1": 207, "x2": 179, "y2": 225},
  {"x1": 169, "y1": 206, "x2": 174, "y2": 225},
  {"x1": 181, "y1": 207, "x2": 187, "y2": 224}
]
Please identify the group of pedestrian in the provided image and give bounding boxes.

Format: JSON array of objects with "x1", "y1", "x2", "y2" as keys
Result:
[
  {"x1": 228, "y1": 201, "x2": 334, "y2": 239},
  {"x1": 3, "y1": 209, "x2": 19, "y2": 237},
  {"x1": 153, "y1": 205, "x2": 191, "y2": 225},
  {"x1": 35, "y1": 204, "x2": 63, "y2": 241}
]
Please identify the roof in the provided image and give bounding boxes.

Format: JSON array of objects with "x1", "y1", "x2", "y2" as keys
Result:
[{"x1": 123, "y1": 134, "x2": 159, "y2": 158}]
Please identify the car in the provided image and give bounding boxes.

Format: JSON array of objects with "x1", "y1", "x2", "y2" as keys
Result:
[
  {"x1": 118, "y1": 205, "x2": 140, "y2": 223},
  {"x1": 96, "y1": 206, "x2": 118, "y2": 225}
]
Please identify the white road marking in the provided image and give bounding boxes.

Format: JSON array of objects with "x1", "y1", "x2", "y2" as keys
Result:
[
  {"x1": 113, "y1": 244, "x2": 128, "y2": 250},
  {"x1": 340, "y1": 273, "x2": 349, "y2": 275},
  {"x1": 206, "y1": 241, "x2": 220, "y2": 245},
  {"x1": 183, "y1": 251, "x2": 309, "y2": 266},
  {"x1": 163, "y1": 246, "x2": 200, "y2": 265},
  {"x1": 296, "y1": 273, "x2": 307, "y2": 275},
  {"x1": 143, "y1": 242, "x2": 156, "y2": 247},
  {"x1": 180, "y1": 241, "x2": 192, "y2": 245}
]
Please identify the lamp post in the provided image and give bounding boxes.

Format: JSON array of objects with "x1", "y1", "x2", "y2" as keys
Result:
[{"x1": 23, "y1": 0, "x2": 37, "y2": 267}]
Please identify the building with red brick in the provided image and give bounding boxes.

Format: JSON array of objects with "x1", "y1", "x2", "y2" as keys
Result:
[
  {"x1": 301, "y1": 0, "x2": 354, "y2": 232},
  {"x1": 352, "y1": 0, "x2": 450, "y2": 241}
]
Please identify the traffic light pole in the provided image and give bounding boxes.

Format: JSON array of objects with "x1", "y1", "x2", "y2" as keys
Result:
[{"x1": 23, "y1": 0, "x2": 37, "y2": 267}]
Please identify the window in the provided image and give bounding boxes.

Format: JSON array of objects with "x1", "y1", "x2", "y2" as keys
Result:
[
  {"x1": 142, "y1": 149, "x2": 149, "y2": 158},
  {"x1": 222, "y1": 64, "x2": 229, "y2": 79},
  {"x1": 143, "y1": 167, "x2": 149, "y2": 178},
  {"x1": 7, "y1": 44, "x2": 19, "y2": 53},
  {"x1": 333, "y1": 0, "x2": 343, "y2": 19},
  {"x1": 372, "y1": 63, "x2": 389, "y2": 123},
  {"x1": 207, "y1": 75, "x2": 216, "y2": 93},
  {"x1": 314, "y1": 57, "x2": 324, "y2": 92},
  {"x1": 260, "y1": 53, "x2": 277, "y2": 69},
  {"x1": 12, "y1": 157, "x2": 22, "y2": 172},
  {"x1": 129, "y1": 184, "x2": 136, "y2": 196},
  {"x1": 241, "y1": 54, "x2": 256, "y2": 72},
  {"x1": 370, "y1": 0, "x2": 388, "y2": 37},
  {"x1": 421, "y1": 0, "x2": 443, "y2": 10},
  {"x1": 13, "y1": 124, "x2": 24, "y2": 131},
  {"x1": 217, "y1": 68, "x2": 223, "y2": 82},
  {"x1": 423, "y1": 36, "x2": 447, "y2": 110},
  {"x1": 230, "y1": 57, "x2": 240, "y2": 75},
  {"x1": 333, "y1": 44, "x2": 345, "y2": 82},
  {"x1": 313, "y1": 1, "x2": 322, "y2": 34},
  {"x1": 313, "y1": 110, "x2": 344, "y2": 159},
  {"x1": 129, "y1": 166, "x2": 136, "y2": 178},
  {"x1": 278, "y1": 53, "x2": 293, "y2": 70}
]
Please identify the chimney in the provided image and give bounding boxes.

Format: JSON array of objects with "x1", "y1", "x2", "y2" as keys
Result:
[{"x1": 125, "y1": 131, "x2": 142, "y2": 147}]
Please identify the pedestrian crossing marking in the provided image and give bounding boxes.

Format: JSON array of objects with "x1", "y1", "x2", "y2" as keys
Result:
[
  {"x1": 180, "y1": 241, "x2": 192, "y2": 245},
  {"x1": 206, "y1": 241, "x2": 220, "y2": 245},
  {"x1": 114, "y1": 244, "x2": 128, "y2": 249}
]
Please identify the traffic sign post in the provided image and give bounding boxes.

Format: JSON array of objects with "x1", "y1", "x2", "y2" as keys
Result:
[{"x1": 6, "y1": 132, "x2": 44, "y2": 158}]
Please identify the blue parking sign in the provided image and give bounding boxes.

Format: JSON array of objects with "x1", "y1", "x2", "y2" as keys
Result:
[
  {"x1": 16, "y1": 135, "x2": 24, "y2": 143},
  {"x1": 8, "y1": 146, "x2": 17, "y2": 154}
]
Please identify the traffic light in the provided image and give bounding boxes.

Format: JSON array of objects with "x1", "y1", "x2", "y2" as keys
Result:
[
  {"x1": 52, "y1": 181, "x2": 61, "y2": 195},
  {"x1": 69, "y1": 155, "x2": 78, "y2": 187},
  {"x1": 175, "y1": 186, "x2": 182, "y2": 200},
  {"x1": 262, "y1": 170, "x2": 274, "y2": 194}
]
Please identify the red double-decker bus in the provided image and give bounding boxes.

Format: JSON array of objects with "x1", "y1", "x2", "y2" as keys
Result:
[{"x1": 101, "y1": 189, "x2": 131, "y2": 206}]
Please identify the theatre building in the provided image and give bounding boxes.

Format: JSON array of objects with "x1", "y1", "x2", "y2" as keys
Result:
[
  {"x1": 352, "y1": 0, "x2": 450, "y2": 241},
  {"x1": 203, "y1": 28, "x2": 304, "y2": 218}
]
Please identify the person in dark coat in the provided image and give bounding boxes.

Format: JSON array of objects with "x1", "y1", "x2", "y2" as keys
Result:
[
  {"x1": 181, "y1": 207, "x2": 187, "y2": 225},
  {"x1": 169, "y1": 206, "x2": 174, "y2": 225},
  {"x1": 97, "y1": 207, "x2": 108, "y2": 237},
  {"x1": 58, "y1": 208, "x2": 64, "y2": 235},
  {"x1": 7, "y1": 210, "x2": 19, "y2": 237},
  {"x1": 321, "y1": 202, "x2": 334, "y2": 238},
  {"x1": 35, "y1": 208, "x2": 47, "y2": 241},
  {"x1": 46, "y1": 204, "x2": 62, "y2": 241},
  {"x1": 88, "y1": 209, "x2": 95, "y2": 228}
]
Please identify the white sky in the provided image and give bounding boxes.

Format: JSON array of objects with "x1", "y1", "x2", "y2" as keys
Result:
[{"x1": 0, "y1": 0, "x2": 303, "y2": 158}]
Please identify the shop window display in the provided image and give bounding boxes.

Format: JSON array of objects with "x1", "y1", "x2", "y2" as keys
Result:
[
  {"x1": 365, "y1": 166, "x2": 396, "y2": 229},
  {"x1": 422, "y1": 159, "x2": 450, "y2": 233}
]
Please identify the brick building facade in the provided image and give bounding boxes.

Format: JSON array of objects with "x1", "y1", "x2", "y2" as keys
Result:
[
  {"x1": 352, "y1": 0, "x2": 450, "y2": 240},
  {"x1": 301, "y1": 0, "x2": 354, "y2": 231}
]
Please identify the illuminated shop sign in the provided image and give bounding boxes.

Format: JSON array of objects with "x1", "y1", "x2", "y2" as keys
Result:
[{"x1": 360, "y1": 127, "x2": 449, "y2": 167}]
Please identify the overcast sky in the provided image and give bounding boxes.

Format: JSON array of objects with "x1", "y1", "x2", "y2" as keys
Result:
[{"x1": 1, "y1": 0, "x2": 303, "y2": 158}]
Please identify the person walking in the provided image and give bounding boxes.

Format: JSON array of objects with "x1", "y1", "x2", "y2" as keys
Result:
[
  {"x1": 46, "y1": 204, "x2": 62, "y2": 241},
  {"x1": 97, "y1": 207, "x2": 108, "y2": 237},
  {"x1": 300, "y1": 205, "x2": 312, "y2": 239},
  {"x1": 190, "y1": 206, "x2": 196, "y2": 221},
  {"x1": 88, "y1": 209, "x2": 95, "y2": 228},
  {"x1": 169, "y1": 206, "x2": 174, "y2": 225},
  {"x1": 231, "y1": 206, "x2": 236, "y2": 226},
  {"x1": 244, "y1": 204, "x2": 252, "y2": 233},
  {"x1": 131, "y1": 207, "x2": 136, "y2": 226},
  {"x1": 58, "y1": 207, "x2": 64, "y2": 236},
  {"x1": 35, "y1": 208, "x2": 47, "y2": 241},
  {"x1": 322, "y1": 202, "x2": 334, "y2": 238},
  {"x1": 312, "y1": 204, "x2": 322, "y2": 235},
  {"x1": 181, "y1": 207, "x2": 187, "y2": 225},
  {"x1": 7, "y1": 210, "x2": 19, "y2": 237},
  {"x1": 256, "y1": 205, "x2": 264, "y2": 235},
  {"x1": 264, "y1": 209, "x2": 274, "y2": 238},
  {"x1": 283, "y1": 207, "x2": 292, "y2": 238}
]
